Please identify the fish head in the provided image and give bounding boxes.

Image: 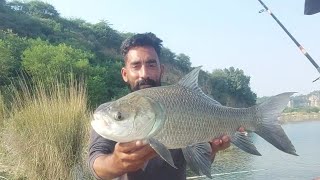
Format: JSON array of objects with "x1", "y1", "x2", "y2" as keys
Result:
[{"x1": 91, "y1": 92, "x2": 165, "y2": 142}]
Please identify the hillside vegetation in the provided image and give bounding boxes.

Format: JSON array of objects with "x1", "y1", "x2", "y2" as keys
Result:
[{"x1": 0, "y1": 0, "x2": 257, "y2": 108}]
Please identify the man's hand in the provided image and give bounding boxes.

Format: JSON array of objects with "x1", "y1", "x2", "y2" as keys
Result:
[
  {"x1": 111, "y1": 140, "x2": 157, "y2": 172},
  {"x1": 93, "y1": 140, "x2": 157, "y2": 179},
  {"x1": 209, "y1": 127, "x2": 245, "y2": 157}
]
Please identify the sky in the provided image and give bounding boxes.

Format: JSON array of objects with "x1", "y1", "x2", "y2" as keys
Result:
[{"x1": 42, "y1": 0, "x2": 320, "y2": 97}]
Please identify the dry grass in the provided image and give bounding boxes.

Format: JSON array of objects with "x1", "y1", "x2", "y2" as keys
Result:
[
  {"x1": 0, "y1": 92, "x2": 10, "y2": 179},
  {"x1": 0, "y1": 92, "x2": 5, "y2": 130},
  {"x1": 1, "y1": 78, "x2": 92, "y2": 180}
]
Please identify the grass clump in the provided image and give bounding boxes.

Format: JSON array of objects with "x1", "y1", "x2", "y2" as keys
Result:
[
  {"x1": 2, "y1": 78, "x2": 91, "y2": 180},
  {"x1": 0, "y1": 92, "x2": 6, "y2": 130}
]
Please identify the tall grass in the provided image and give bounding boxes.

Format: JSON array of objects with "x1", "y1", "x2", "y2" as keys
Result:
[
  {"x1": 2, "y1": 78, "x2": 91, "y2": 180},
  {"x1": 0, "y1": 91, "x2": 9, "y2": 179},
  {"x1": 0, "y1": 92, "x2": 5, "y2": 130}
]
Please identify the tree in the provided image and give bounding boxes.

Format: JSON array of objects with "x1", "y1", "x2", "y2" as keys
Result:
[
  {"x1": 7, "y1": 1, "x2": 59, "y2": 18},
  {"x1": 91, "y1": 20, "x2": 123, "y2": 51},
  {"x1": 0, "y1": 40, "x2": 15, "y2": 85},
  {"x1": 210, "y1": 67, "x2": 256, "y2": 107},
  {"x1": 0, "y1": 30, "x2": 29, "y2": 86},
  {"x1": 26, "y1": 1, "x2": 59, "y2": 18},
  {"x1": 161, "y1": 47, "x2": 176, "y2": 63},
  {"x1": 7, "y1": 1, "x2": 27, "y2": 12},
  {"x1": 0, "y1": 0, "x2": 6, "y2": 6},
  {"x1": 87, "y1": 61, "x2": 128, "y2": 106},
  {"x1": 176, "y1": 53, "x2": 191, "y2": 71},
  {"x1": 22, "y1": 41, "x2": 93, "y2": 83}
]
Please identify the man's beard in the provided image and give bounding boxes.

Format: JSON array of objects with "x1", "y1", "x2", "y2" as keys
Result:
[{"x1": 129, "y1": 78, "x2": 161, "y2": 92}]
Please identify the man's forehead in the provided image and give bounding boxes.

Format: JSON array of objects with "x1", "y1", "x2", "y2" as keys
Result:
[
  {"x1": 125, "y1": 47, "x2": 159, "y2": 64},
  {"x1": 127, "y1": 46, "x2": 157, "y2": 56}
]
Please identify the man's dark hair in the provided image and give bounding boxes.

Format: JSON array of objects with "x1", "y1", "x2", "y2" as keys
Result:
[{"x1": 120, "y1": 32, "x2": 163, "y2": 60}]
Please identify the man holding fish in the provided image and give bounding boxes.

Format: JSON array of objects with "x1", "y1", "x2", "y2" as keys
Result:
[
  {"x1": 88, "y1": 32, "x2": 296, "y2": 179},
  {"x1": 88, "y1": 32, "x2": 234, "y2": 180}
]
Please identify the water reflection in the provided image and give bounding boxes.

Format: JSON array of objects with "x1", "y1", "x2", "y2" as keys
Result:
[{"x1": 187, "y1": 121, "x2": 320, "y2": 180}]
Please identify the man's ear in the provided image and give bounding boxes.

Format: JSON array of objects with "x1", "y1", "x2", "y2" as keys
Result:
[{"x1": 121, "y1": 67, "x2": 128, "y2": 82}]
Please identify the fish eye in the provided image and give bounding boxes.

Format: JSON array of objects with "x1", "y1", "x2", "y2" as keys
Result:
[{"x1": 114, "y1": 112, "x2": 122, "y2": 120}]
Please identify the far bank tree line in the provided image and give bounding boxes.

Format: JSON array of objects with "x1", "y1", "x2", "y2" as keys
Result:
[{"x1": 0, "y1": 0, "x2": 257, "y2": 107}]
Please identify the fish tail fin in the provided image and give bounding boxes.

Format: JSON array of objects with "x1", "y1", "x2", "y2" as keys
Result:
[{"x1": 254, "y1": 92, "x2": 298, "y2": 156}]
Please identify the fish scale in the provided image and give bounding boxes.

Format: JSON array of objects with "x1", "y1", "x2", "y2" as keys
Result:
[{"x1": 135, "y1": 85, "x2": 256, "y2": 149}]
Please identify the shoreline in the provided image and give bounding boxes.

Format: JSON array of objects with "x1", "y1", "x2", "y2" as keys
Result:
[{"x1": 279, "y1": 112, "x2": 320, "y2": 123}]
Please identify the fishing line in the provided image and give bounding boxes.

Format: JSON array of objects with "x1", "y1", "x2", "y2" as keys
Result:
[{"x1": 257, "y1": 0, "x2": 320, "y2": 82}]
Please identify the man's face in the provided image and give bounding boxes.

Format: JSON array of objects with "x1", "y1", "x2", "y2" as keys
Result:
[{"x1": 121, "y1": 46, "x2": 164, "y2": 92}]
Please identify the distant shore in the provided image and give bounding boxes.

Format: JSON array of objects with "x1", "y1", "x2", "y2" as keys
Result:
[{"x1": 280, "y1": 112, "x2": 320, "y2": 123}]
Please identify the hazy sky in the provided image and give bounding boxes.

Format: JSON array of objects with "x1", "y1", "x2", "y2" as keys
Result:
[{"x1": 42, "y1": 0, "x2": 320, "y2": 97}]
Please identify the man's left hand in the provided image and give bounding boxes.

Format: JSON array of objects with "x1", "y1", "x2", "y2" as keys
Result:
[{"x1": 209, "y1": 127, "x2": 245, "y2": 158}]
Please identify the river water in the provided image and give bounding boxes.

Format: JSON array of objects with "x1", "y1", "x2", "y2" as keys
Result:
[{"x1": 187, "y1": 121, "x2": 320, "y2": 180}]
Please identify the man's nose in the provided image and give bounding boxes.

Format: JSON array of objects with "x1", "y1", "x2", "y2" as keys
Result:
[{"x1": 139, "y1": 65, "x2": 149, "y2": 78}]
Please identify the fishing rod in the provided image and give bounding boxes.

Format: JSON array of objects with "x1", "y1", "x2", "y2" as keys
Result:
[{"x1": 257, "y1": 0, "x2": 320, "y2": 82}]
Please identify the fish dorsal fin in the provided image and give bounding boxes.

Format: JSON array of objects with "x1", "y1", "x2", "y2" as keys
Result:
[
  {"x1": 177, "y1": 66, "x2": 202, "y2": 91},
  {"x1": 177, "y1": 66, "x2": 222, "y2": 106}
]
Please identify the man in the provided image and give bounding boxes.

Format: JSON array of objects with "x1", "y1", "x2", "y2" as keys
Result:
[{"x1": 88, "y1": 32, "x2": 233, "y2": 180}]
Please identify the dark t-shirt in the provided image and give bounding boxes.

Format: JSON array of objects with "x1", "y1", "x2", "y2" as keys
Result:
[{"x1": 88, "y1": 129, "x2": 187, "y2": 180}]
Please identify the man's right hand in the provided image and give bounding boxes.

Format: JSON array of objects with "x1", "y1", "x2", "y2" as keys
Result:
[
  {"x1": 93, "y1": 140, "x2": 157, "y2": 180},
  {"x1": 111, "y1": 140, "x2": 157, "y2": 172}
]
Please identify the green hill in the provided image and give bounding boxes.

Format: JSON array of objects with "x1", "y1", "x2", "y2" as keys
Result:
[{"x1": 0, "y1": 0, "x2": 256, "y2": 107}]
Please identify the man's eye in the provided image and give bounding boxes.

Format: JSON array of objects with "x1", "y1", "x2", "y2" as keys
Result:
[
  {"x1": 148, "y1": 63, "x2": 157, "y2": 67},
  {"x1": 131, "y1": 64, "x2": 140, "y2": 69}
]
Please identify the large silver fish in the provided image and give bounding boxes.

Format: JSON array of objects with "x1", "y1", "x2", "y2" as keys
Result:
[{"x1": 92, "y1": 67, "x2": 297, "y2": 178}]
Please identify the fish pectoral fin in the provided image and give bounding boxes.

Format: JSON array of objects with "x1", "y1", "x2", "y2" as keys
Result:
[
  {"x1": 231, "y1": 131, "x2": 262, "y2": 156},
  {"x1": 148, "y1": 138, "x2": 177, "y2": 169},
  {"x1": 182, "y1": 142, "x2": 212, "y2": 179}
]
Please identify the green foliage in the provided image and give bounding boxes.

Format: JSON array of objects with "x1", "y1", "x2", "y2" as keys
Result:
[
  {"x1": 0, "y1": 0, "x2": 6, "y2": 8},
  {"x1": 284, "y1": 107, "x2": 320, "y2": 113},
  {"x1": 161, "y1": 48, "x2": 191, "y2": 72},
  {"x1": 8, "y1": 0, "x2": 59, "y2": 18},
  {"x1": 0, "y1": 0, "x2": 255, "y2": 109},
  {"x1": 0, "y1": 30, "x2": 29, "y2": 59},
  {"x1": 25, "y1": 1, "x2": 59, "y2": 18},
  {"x1": 176, "y1": 53, "x2": 191, "y2": 71},
  {"x1": 0, "y1": 40, "x2": 15, "y2": 84},
  {"x1": 22, "y1": 41, "x2": 93, "y2": 83},
  {"x1": 210, "y1": 67, "x2": 257, "y2": 107},
  {"x1": 87, "y1": 61, "x2": 128, "y2": 107},
  {"x1": 0, "y1": 30, "x2": 29, "y2": 85},
  {"x1": 91, "y1": 20, "x2": 122, "y2": 49}
]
